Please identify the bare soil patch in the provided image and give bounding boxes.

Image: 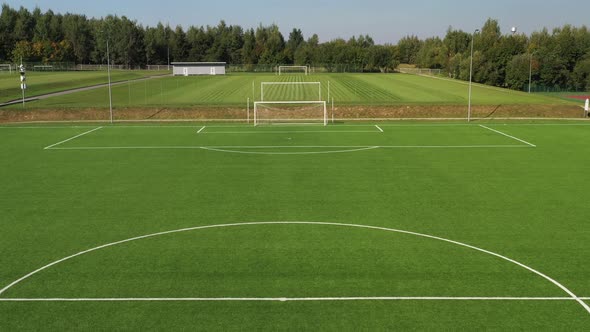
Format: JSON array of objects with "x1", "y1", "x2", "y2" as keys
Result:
[{"x1": 0, "y1": 104, "x2": 584, "y2": 124}]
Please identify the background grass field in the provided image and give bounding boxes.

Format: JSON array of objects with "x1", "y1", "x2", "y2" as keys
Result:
[
  {"x1": 1, "y1": 122, "x2": 589, "y2": 330},
  {"x1": 0, "y1": 70, "x2": 168, "y2": 104},
  {"x1": 4, "y1": 72, "x2": 573, "y2": 109}
]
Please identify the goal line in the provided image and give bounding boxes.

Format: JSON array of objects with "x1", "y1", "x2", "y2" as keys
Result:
[{"x1": 2, "y1": 296, "x2": 588, "y2": 302}]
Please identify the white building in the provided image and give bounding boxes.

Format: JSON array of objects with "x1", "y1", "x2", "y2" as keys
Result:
[{"x1": 171, "y1": 62, "x2": 226, "y2": 76}]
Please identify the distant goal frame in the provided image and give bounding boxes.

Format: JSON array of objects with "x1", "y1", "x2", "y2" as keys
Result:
[
  {"x1": 0, "y1": 64, "x2": 13, "y2": 74},
  {"x1": 278, "y1": 65, "x2": 309, "y2": 76},
  {"x1": 260, "y1": 82, "x2": 322, "y2": 102},
  {"x1": 253, "y1": 100, "x2": 328, "y2": 126}
]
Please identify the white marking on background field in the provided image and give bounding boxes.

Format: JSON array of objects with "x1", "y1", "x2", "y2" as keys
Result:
[
  {"x1": 0, "y1": 221, "x2": 588, "y2": 315},
  {"x1": 200, "y1": 146, "x2": 381, "y2": 155},
  {"x1": 3, "y1": 122, "x2": 590, "y2": 130},
  {"x1": 375, "y1": 125, "x2": 384, "y2": 133},
  {"x1": 197, "y1": 126, "x2": 206, "y2": 134},
  {"x1": 44, "y1": 145, "x2": 534, "y2": 153},
  {"x1": 479, "y1": 125, "x2": 537, "y2": 147},
  {"x1": 201, "y1": 130, "x2": 380, "y2": 134},
  {"x1": 2, "y1": 297, "x2": 589, "y2": 302},
  {"x1": 43, "y1": 127, "x2": 103, "y2": 150}
]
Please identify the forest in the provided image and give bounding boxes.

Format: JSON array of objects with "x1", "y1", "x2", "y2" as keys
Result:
[{"x1": 1, "y1": 4, "x2": 589, "y2": 91}]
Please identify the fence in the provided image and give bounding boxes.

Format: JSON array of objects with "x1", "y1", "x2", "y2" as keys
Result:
[{"x1": 398, "y1": 68, "x2": 442, "y2": 76}]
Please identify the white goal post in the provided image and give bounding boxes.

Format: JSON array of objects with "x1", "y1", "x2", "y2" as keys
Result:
[
  {"x1": 260, "y1": 82, "x2": 322, "y2": 101},
  {"x1": 0, "y1": 64, "x2": 12, "y2": 74},
  {"x1": 278, "y1": 66, "x2": 309, "y2": 75},
  {"x1": 254, "y1": 101, "x2": 327, "y2": 126}
]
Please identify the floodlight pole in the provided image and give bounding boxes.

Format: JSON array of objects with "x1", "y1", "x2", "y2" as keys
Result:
[
  {"x1": 106, "y1": 38, "x2": 113, "y2": 124},
  {"x1": 528, "y1": 51, "x2": 536, "y2": 94},
  {"x1": 468, "y1": 29, "x2": 479, "y2": 123}
]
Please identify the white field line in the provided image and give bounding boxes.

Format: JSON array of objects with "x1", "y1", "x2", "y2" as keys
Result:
[
  {"x1": 201, "y1": 131, "x2": 380, "y2": 134},
  {"x1": 200, "y1": 146, "x2": 381, "y2": 155},
  {"x1": 1, "y1": 117, "x2": 589, "y2": 127},
  {"x1": 1, "y1": 297, "x2": 589, "y2": 302},
  {"x1": 197, "y1": 126, "x2": 206, "y2": 134},
  {"x1": 4, "y1": 123, "x2": 590, "y2": 130},
  {"x1": 479, "y1": 125, "x2": 537, "y2": 147},
  {"x1": 45, "y1": 145, "x2": 535, "y2": 151},
  {"x1": 1, "y1": 221, "x2": 589, "y2": 316},
  {"x1": 375, "y1": 125, "x2": 384, "y2": 132},
  {"x1": 43, "y1": 127, "x2": 103, "y2": 150}
]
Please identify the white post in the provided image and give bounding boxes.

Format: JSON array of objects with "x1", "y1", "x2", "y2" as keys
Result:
[
  {"x1": 528, "y1": 53, "x2": 533, "y2": 94},
  {"x1": 107, "y1": 39, "x2": 113, "y2": 124},
  {"x1": 247, "y1": 98, "x2": 250, "y2": 123},
  {"x1": 332, "y1": 97, "x2": 335, "y2": 124},
  {"x1": 585, "y1": 99, "x2": 589, "y2": 118},
  {"x1": 323, "y1": 101, "x2": 327, "y2": 126},
  {"x1": 468, "y1": 29, "x2": 479, "y2": 123},
  {"x1": 19, "y1": 61, "x2": 26, "y2": 108},
  {"x1": 253, "y1": 103, "x2": 257, "y2": 126}
]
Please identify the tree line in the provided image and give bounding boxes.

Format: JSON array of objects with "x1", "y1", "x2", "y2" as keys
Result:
[{"x1": 1, "y1": 4, "x2": 589, "y2": 91}]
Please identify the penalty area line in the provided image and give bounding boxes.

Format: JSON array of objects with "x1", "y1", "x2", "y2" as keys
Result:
[
  {"x1": 44, "y1": 127, "x2": 103, "y2": 150},
  {"x1": 479, "y1": 125, "x2": 536, "y2": 147},
  {"x1": 1, "y1": 297, "x2": 589, "y2": 302}
]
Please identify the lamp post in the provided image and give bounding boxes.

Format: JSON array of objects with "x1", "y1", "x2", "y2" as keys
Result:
[
  {"x1": 468, "y1": 29, "x2": 479, "y2": 122},
  {"x1": 106, "y1": 37, "x2": 113, "y2": 124},
  {"x1": 528, "y1": 51, "x2": 537, "y2": 94}
]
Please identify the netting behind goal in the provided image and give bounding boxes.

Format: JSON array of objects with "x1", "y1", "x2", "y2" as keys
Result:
[{"x1": 254, "y1": 101, "x2": 327, "y2": 126}]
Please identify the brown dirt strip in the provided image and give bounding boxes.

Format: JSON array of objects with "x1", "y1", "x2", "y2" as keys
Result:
[{"x1": 0, "y1": 104, "x2": 586, "y2": 124}]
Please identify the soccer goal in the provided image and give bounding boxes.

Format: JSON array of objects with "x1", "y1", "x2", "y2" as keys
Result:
[
  {"x1": 0, "y1": 64, "x2": 12, "y2": 74},
  {"x1": 278, "y1": 66, "x2": 309, "y2": 75},
  {"x1": 261, "y1": 82, "x2": 322, "y2": 102},
  {"x1": 254, "y1": 101, "x2": 327, "y2": 126}
]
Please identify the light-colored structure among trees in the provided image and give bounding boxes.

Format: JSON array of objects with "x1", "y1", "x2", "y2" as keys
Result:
[{"x1": 172, "y1": 62, "x2": 226, "y2": 76}]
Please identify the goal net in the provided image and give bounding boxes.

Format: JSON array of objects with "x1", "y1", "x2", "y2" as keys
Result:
[
  {"x1": 254, "y1": 101, "x2": 327, "y2": 126},
  {"x1": 279, "y1": 66, "x2": 309, "y2": 75},
  {"x1": 261, "y1": 82, "x2": 321, "y2": 102}
]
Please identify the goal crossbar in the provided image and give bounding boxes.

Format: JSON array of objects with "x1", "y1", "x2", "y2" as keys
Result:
[{"x1": 254, "y1": 101, "x2": 327, "y2": 126}]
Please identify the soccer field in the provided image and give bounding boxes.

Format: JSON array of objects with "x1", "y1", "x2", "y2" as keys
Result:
[
  {"x1": 11, "y1": 72, "x2": 571, "y2": 109},
  {"x1": 1, "y1": 122, "x2": 589, "y2": 330}
]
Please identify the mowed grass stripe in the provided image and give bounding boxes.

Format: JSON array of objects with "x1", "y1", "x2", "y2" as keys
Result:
[{"x1": 14, "y1": 72, "x2": 576, "y2": 109}]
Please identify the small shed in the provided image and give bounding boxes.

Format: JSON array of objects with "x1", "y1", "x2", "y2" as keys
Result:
[{"x1": 171, "y1": 62, "x2": 226, "y2": 76}]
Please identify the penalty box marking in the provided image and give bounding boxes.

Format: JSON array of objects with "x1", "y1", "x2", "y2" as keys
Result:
[
  {"x1": 44, "y1": 145, "x2": 536, "y2": 151},
  {"x1": 479, "y1": 125, "x2": 536, "y2": 147},
  {"x1": 41, "y1": 125, "x2": 536, "y2": 150},
  {"x1": 43, "y1": 127, "x2": 103, "y2": 150}
]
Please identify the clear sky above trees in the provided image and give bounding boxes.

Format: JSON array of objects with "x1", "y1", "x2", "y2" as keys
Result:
[{"x1": 5, "y1": 0, "x2": 590, "y2": 44}]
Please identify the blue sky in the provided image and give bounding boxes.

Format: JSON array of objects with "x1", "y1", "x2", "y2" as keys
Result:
[{"x1": 6, "y1": 0, "x2": 590, "y2": 43}]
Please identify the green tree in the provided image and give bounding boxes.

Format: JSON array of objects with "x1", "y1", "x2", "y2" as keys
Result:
[
  {"x1": 397, "y1": 35, "x2": 422, "y2": 64},
  {"x1": 285, "y1": 28, "x2": 304, "y2": 64}
]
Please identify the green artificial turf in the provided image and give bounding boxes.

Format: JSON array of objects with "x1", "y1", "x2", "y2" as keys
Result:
[
  {"x1": 0, "y1": 70, "x2": 169, "y2": 103},
  {"x1": 0, "y1": 121, "x2": 589, "y2": 330},
  {"x1": 12, "y1": 72, "x2": 571, "y2": 109}
]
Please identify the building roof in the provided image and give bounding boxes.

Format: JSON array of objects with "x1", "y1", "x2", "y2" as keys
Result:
[{"x1": 171, "y1": 62, "x2": 226, "y2": 66}]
